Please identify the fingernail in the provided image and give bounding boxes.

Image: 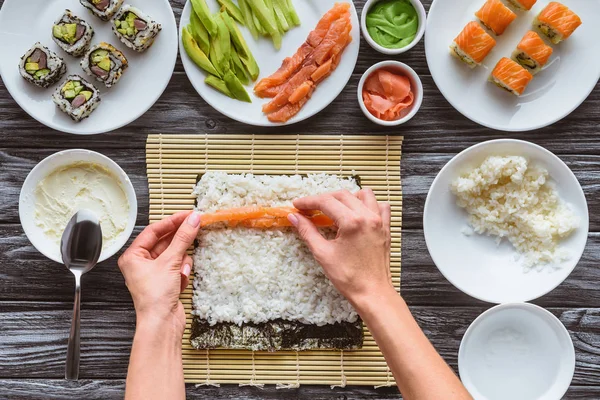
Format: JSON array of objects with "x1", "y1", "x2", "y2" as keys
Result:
[
  {"x1": 187, "y1": 212, "x2": 201, "y2": 228},
  {"x1": 182, "y1": 264, "x2": 192, "y2": 277},
  {"x1": 287, "y1": 213, "x2": 299, "y2": 227}
]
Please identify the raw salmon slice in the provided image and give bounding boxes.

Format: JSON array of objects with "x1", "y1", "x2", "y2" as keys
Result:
[
  {"x1": 508, "y1": 0, "x2": 537, "y2": 11},
  {"x1": 490, "y1": 57, "x2": 533, "y2": 95},
  {"x1": 307, "y1": 2, "x2": 351, "y2": 47},
  {"x1": 537, "y1": 2, "x2": 582, "y2": 41},
  {"x1": 200, "y1": 206, "x2": 333, "y2": 228},
  {"x1": 262, "y1": 65, "x2": 318, "y2": 113},
  {"x1": 267, "y1": 84, "x2": 316, "y2": 123},
  {"x1": 453, "y1": 21, "x2": 497, "y2": 64},
  {"x1": 517, "y1": 31, "x2": 553, "y2": 66},
  {"x1": 476, "y1": 0, "x2": 517, "y2": 35}
]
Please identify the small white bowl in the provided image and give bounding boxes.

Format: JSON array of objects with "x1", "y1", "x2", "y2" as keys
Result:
[
  {"x1": 19, "y1": 149, "x2": 138, "y2": 264},
  {"x1": 423, "y1": 139, "x2": 589, "y2": 304},
  {"x1": 459, "y1": 303, "x2": 575, "y2": 400},
  {"x1": 357, "y1": 61, "x2": 423, "y2": 126},
  {"x1": 360, "y1": 0, "x2": 426, "y2": 55}
]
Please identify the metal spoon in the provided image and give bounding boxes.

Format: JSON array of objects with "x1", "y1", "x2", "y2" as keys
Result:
[{"x1": 60, "y1": 210, "x2": 103, "y2": 381}]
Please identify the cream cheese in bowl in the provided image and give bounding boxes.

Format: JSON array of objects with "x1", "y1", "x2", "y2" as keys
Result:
[
  {"x1": 34, "y1": 162, "x2": 130, "y2": 249},
  {"x1": 20, "y1": 149, "x2": 137, "y2": 264}
]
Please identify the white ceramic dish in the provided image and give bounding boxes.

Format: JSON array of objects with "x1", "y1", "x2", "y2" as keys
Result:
[
  {"x1": 179, "y1": 0, "x2": 360, "y2": 126},
  {"x1": 0, "y1": 0, "x2": 178, "y2": 135},
  {"x1": 19, "y1": 149, "x2": 137, "y2": 264},
  {"x1": 423, "y1": 139, "x2": 589, "y2": 304},
  {"x1": 357, "y1": 60, "x2": 423, "y2": 126},
  {"x1": 459, "y1": 303, "x2": 575, "y2": 400},
  {"x1": 425, "y1": 0, "x2": 600, "y2": 132},
  {"x1": 360, "y1": 0, "x2": 426, "y2": 55}
]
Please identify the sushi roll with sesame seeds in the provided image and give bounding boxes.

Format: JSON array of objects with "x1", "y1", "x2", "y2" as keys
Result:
[
  {"x1": 52, "y1": 75, "x2": 101, "y2": 122},
  {"x1": 81, "y1": 42, "x2": 128, "y2": 88},
  {"x1": 52, "y1": 10, "x2": 94, "y2": 57},
  {"x1": 19, "y1": 43, "x2": 67, "y2": 89},
  {"x1": 112, "y1": 5, "x2": 161, "y2": 52},
  {"x1": 80, "y1": 0, "x2": 124, "y2": 21}
]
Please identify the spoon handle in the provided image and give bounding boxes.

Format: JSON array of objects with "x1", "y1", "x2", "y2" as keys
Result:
[{"x1": 65, "y1": 274, "x2": 81, "y2": 380}]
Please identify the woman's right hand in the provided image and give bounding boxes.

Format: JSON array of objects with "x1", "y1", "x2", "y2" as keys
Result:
[{"x1": 288, "y1": 189, "x2": 394, "y2": 307}]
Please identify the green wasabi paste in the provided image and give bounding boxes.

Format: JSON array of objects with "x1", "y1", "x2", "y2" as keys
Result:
[{"x1": 366, "y1": 0, "x2": 419, "y2": 49}]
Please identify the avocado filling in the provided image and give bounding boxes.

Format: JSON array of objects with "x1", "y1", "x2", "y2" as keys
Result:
[
  {"x1": 115, "y1": 12, "x2": 147, "y2": 38},
  {"x1": 25, "y1": 48, "x2": 51, "y2": 79},
  {"x1": 61, "y1": 80, "x2": 93, "y2": 108},
  {"x1": 89, "y1": 49, "x2": 112, "y2": 79},
  {"x1": 53, "y1": 23, "x2": 86, "y2": 45}
]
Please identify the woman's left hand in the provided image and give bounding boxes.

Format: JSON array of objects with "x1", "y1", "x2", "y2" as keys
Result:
[{"x1": 118, "y1": 211, "x2": 202, "y2": 335}]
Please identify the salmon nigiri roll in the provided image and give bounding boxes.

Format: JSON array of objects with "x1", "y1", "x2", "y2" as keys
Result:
[
  {"x1": 512, "y1": 31, "x2": 553, "y2": 74},
  {"x1": 534, "y1": 2, "x2": 582, "y2": 44},
  {"x1": 506, "y1": 0, "x2": 537, "y2": 11},
  {"x1": 450, "y1": 21, "x2": 497, "y2": 68},
  {"x1": 475, "y1": 0, "x2": 517, "y2": 35},
  {"x1": 489, "y1": 57, "x2": 534, "y2": 96}
]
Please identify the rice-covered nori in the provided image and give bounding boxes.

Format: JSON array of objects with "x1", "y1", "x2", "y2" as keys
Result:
[
  {"x1": 112, "y1": 5, "x2": 161, "y2": 52},
  {"x1": 191, "y1": 318, "x2": 364, "y2": 352},
  {"x1": 52, "y1": 10, "x2": 95, "y2": 57},
  {"x1": 19, "y1": 43, "x2": 67, "y2": 89},
  {"x1": 81, "y1": 42, "x2": 128, "y2": 88},
  {"x1": 80, "y1": 0, "x2": 124, "y2": 21},
  {"x1": 52, "y1": 75, "x2": 101, "y2": 122}
]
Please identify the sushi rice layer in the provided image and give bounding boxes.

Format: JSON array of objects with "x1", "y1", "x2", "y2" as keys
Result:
[{"x1": 192, "y1": 172, "x2": 361, "y2": 327}]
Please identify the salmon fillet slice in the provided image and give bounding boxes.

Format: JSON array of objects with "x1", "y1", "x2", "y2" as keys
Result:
[
  {"x1": 307, "y1": 2, "x2": 351, "y2": 47},
  {"x1": 267, "y1": 83, "x2": 316, "y2": 123},
  {"x1": 262, "y1": 65, "x2": 318, "y2": 113},
  {"x1": 200, "y1": 206, "x2": 332, "y2": 228}
]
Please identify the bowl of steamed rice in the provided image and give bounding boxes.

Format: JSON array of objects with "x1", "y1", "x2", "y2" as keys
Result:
[{"x1": 423, "y1": 139, "x2": 588, "y2": 304}]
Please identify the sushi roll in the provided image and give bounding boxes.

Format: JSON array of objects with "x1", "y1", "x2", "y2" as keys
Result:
[
  {"x1": 505, "y1": 0, "x2": 537, "y2": 11},
  {"x1": 81, "y1": 42, "x2": 128, "y2": 88},
  {"x1": 489, "y1": 57, "x2": 533, "y2": 96},
  {"x1": 112, "y1": 5, "x2": 162, "y2": 52},
  {"x1": 80, "y1": 0, "x2": 124, "y2": 21},
  {"x1": 475, "y1": 0, "x2": 517, "y2": 35},
  {"x1": 19, "y1": 43, "x2": 67, "y2": 89},
  {"x1": 450, "y1": 22, "x2": 497, "y2": 68},
  {"x1": 534, "y1": 2, "x2": 582, "y2": 44},
  {"x1": 511, "y1": 31, "x2": 553, "y2": 75},
  {"x1": 52, "y1": 10, "x2": 94, "y2": 57},
  {"x1": 52, "y1": 75, "x2": 101, "y2": 122}
]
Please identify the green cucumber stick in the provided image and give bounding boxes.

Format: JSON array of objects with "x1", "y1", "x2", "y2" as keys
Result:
[
  {"x1": 217, "y1": 0, "x2": 245, "y2": 25},
  {"x1": 190, "y1": 0, "x2": 217, "y2": 37},
  {"x1": 182, "y1": 26, "x2": 219, "y2": 77},
  {"x1": 221, "y1": 11, "x2": 259, "y2": 80},
  {"x1": 189, "y1": 11, "x2": 210, "y2": 55},
  {"x1": 247, "y1": 0, "x2": 282, "y2": 49},
  {"x1": 274, "y1": 0, "x2": 294, "y2": 27},
  {"x1": 253, "y1": 11, "x2": 266, "y2": 35},
  {"x1": 273, "y1": 0, "x2": 289, "y2": 32},
  {"x1": 285, "y1": 0, "x2": 300, "y2": 26},
  {"x1": 238, "y1": 0, "x2": 259, "y2": 40},
  {"x1": 205, "y1": 75, "x2": 233, "y2": 97}
]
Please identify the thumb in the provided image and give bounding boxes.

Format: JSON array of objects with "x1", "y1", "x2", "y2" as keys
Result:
[
  {"x1": 288, "y1": 213, "x2": 328, "y2": 254},
  {"x1": 166, "y1": 211, "x2": 202, "y2": 256}
]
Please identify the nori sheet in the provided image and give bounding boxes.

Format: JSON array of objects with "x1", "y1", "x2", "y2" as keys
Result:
[
  {"x1": 191, "y1": 317, "x2": 364, "y2": 352},
  {"x1": 191, "y1": 173, "x2": 365, "y2": 351}
]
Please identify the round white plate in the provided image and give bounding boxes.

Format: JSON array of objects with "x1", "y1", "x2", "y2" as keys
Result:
[
  {"x1": 459, "y1": 303, "x2": 575, "y2": 400},
  {"x1": 179, "y1": 0, "x2": 360, "y2": 126},
  {"x1": 425, "y1": 0, "x2": 600, "y2": 132},
  {"x1": 0, "y1": 0, "x2": 178, "y2": 135},
  {"x1": 423, "y1": 139, "x2": 589, "y2": 304},
  {"x1": 19, "y1": 149, "x2": 138, "y2": 263}
]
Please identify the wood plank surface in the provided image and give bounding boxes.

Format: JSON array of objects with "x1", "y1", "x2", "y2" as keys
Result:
[{"x1": 1, "y1": 0, "x2": 600, "y2": 398}]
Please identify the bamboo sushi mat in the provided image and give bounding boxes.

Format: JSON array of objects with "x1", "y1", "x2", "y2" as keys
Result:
[{"x1": 146, "y1": 134, "x2": 402, "y2": 388}]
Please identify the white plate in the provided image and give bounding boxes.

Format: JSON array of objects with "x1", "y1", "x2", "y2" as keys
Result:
[
  {"x1": 19, "y1": 149, "x2": 138, "y2": 263},
  {"x1": 459, "y1": 303, "x2": 575, "y2": 400},
  {"x1": 179, "y1": 0, "x2": 360, "y2": 126},
  {"x1": 0, "y1": 0, "x2": 178, "y2": 135},
  {"x1": 425, "y1": 0, "x2": 600, "y2": 132},
  {"x1": 423, "y1": 139, "x2": 589, "y2": 304}
]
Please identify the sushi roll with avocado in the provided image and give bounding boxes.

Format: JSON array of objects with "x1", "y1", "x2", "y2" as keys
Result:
[
  {"x1": 19, "y1": 43, "x2": 67, "y2": 89},
  {"x1": 81, "y1": 42, "x2": 128, "y2": 88},
  {"x1": 112, "y1": 5, "x2": 161, "y2": 52},
  {"x1": 80, "y1": 0, "x2": 124, "y2": 21},
  {"x1": 52, "y1": 75, "x2": 101, "y2": 122},
  {"x1": 52, "y1": 10, "x2": 95, "y2": 57}
]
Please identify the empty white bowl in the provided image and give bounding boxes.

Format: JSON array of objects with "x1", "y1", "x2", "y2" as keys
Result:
[
  {"x1": 360, "y1": 0, "x2": 426, "y2": 55},
  {"x1": 357, "y1": 61, "x2": 423, "y2": 126},
  {"x1": 19, "y1": 149, "x2": 138, "y2": 264},
  {"x1": 423, "y1": 139, "x2": 589, "y2": 304},
  {"x1": 459, "y1": 303, "x2": 575, "y2": 400}
]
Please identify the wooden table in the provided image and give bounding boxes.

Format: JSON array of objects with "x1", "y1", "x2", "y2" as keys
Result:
[{"x1": 1, "y1": 0, "x2": 599, "y2": 398}]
